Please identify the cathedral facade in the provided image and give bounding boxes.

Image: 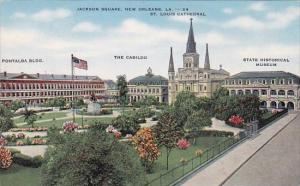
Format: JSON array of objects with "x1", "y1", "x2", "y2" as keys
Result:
[{"x1": 168, "y1": 19, "x2": 230, "y2": 104}]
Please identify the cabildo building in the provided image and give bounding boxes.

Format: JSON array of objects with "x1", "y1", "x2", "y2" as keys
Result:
[
  {"x1": 128, "y1": 67, "x2": 168, "y2": 103},
  {"x1": 0, "y1": 71, "x2": 105, "y2": 106},
  {"x1": 222, "y1": 71, "x2": 300, "y2": 110}
]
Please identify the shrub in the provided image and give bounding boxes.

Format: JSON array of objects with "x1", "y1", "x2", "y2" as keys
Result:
[
  {"x1": 177, "y1": 139, "x2": 190, "y2": 150},
  {"x1": 100, "y1": 109, "x2": 113, "y2": 115},
  {"x1": 62, "y1": 121, "x2": 78, "y2": 133},
  {"x1": 179, "y1": 157, "x2": 187, "y2": 165},
  {"x1": 228, "y1": 115, "x2": 244, "y2": 128},
  {"x1": 16, "y1": 141, "x2": 24, "y2": 146},
  {"x1": 0, "y1": 136, "x2": 7, "y2": 146},
  {"x1": 0, "y1": 147, "x2": 12, "y2": 169},
  {"x1": 195, "y1": 149, "x2": 203, "y2": 157},
  {"x1": 13, "y1": 153, "x2": 43, "y2": 168},
  {"x1": 17, "y1": 133, "x2": 25, "y2": 139},
  {"x1": 31, "y1": 138, "x2": 47, "y2": 145},
  {"x1": 0, "y1": 104, "x2": 14, "y2": 132}
]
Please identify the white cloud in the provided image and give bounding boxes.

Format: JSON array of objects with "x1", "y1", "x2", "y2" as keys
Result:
[
  {"x1": 31, "y1": 8, "x2": 72, "y2": 22},
  {"x1": 267, "y1": 7, "x2": 300, "y2": 29},
  {"x1": 223, "y1": 16, "x2": 264, "y2": 31},
  {"x1": 72, "y1": 22, "x2": 100, "y2": 32},
  {"x1": 199, "y1": 31, "x2": 238, "y2": 46},
  {"x1": 11, "y1": 12, "x2": 27, "y2": 19},
  {"x1": 223, "y1": 8, "x2": 233, "y2": 14},
  {"x1": 249, "y1": 2, "x2": 267, "y2": 11}
]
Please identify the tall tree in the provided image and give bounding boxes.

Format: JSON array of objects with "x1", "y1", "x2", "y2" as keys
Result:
[
  {"x1": 41, "y1": 130, "x2": 146, "y2": 186},
  {"x1": 116, "y1": 75, "x2": 128, "y2": 112},
  {"x1": 153, "y1": 112, "x2": 184, "y2": 170},
  {"x1": 185, "y1": 110, "x2": 212, "y2": 144},
  {"x1": 132, "y1": 127, "x2": 160, "y2": 173},
  {"x1": 212, "y1": 87, "x2": 229, "y2": 100},
  {"x1": 0, "y1": 104, "x2": 14, "y2": 132}
]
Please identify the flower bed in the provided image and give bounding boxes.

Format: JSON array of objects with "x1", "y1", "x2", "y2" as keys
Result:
[{"x1": 9, "y1": 127, "x2": 48, "y2": 132}]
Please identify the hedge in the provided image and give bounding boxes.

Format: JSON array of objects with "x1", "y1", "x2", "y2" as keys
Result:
[
  {"x1": 13, "y1": 153, "x2": 43, "y2": 168},
  {"x1": 185, "y1": 130, "x2": 234, "y2": 139}
]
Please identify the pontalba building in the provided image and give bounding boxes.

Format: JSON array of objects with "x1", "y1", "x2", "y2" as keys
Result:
[
  {"x1": 168, "y1": 18, "x2": 230, "y2": 104},
  {"x1": 128, "y1": 67, "x2": 168, "y2": 103},
  {"x1": 0, "y1": 71, "x2": 105, "y2": 105},
  {"x1": 222, "y1": 71, "x2": 300, "y2": 110}
]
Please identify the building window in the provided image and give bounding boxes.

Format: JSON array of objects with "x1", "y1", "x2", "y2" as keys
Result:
[
  {"x1": 245, "y1": 90, "x2": 251, "y2": 95},
  {"x1": 230, "y1": 90, "x2": 236, "y2": 95},
  {"x1": 271, "y1": 79, "x2": 276, "y2": 85},
  {"x1": 280, "y1": 79, "x2": 284, "y2": 85},
  {"x1": 204, "y1": 74, "x2": 206, "y2": 78},
  {"x1": 287, "y1": 90, "x2": 294, "y2": 96},
  {"x1": 204, "y1": 86, "x2": 206, "y2": 91},
  {"x1": 253, "y1": 90, "x2": 259, "y2": 95},
  {"x1": 238, "y1": 80, "x2": 242, "y2": 85},
  {"x1": 278, "y1": 90, "x2": 285, "y2": 95},
  {"x1": 288, "y1": 79, "x2": 293, "y2": 84},
  {"x1": 270, "y1": 90, "x2": 277, "y2": 95},
  {"x1": 207, "y1": 74, "x2": 210, "y2": 79},
  {"x1": 238, "y1": 90, "x2": 243, "y2": 95},
  {"x1": 261, "y1": 90, "x2": 267, "y2": 95},
  {"x1": 246, "y1": 80, "x2": 250, "y2": 85},
  {"x1": 262, "y1": 79, "x2": 266, "y2": 84}
]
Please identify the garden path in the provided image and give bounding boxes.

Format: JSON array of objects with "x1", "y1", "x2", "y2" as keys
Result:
[
  {"x1": 203, "y1": 118, "x2": 244, "y2": 135},
  {"x1": 7, "y1": 145, "x2": 48, "y2": 157}
]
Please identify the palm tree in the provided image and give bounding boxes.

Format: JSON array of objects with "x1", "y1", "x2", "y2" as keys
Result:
[{"x1": 23, "y1": 108, "x2": 37, "y2": 128}]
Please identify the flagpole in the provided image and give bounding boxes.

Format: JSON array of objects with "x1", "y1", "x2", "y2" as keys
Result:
[{"x1": 71, "y1": 54, "x2": 75, "y2": 122}]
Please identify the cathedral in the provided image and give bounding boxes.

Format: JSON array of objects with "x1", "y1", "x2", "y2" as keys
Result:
[{"x1": 168, "y1": 18, "x2": 230, "y2": 104}]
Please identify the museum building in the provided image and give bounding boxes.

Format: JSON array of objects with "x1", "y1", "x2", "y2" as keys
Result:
[
  {"x1": 222, "y1": 71, "x2": 300, "y2": 110},
  {"x1": 128, "y1": 67, "x2": 168, "y2": 103},
  {"x1": 0, "y1": 71, "x2": 105, "y2": 105},
  {"x1": 168, "y1": 18, "x2": 230, "y2": 104}
]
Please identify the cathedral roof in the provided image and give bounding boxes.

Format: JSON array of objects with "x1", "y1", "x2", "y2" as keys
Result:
[
  {"x1": 186, "y1": 18, "x2": 196, "y2": 53},
  {"x1": 129, "y1": 68, "x2": 168, "y2": 86}
]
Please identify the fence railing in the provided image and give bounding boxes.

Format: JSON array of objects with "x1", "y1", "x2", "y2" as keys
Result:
[{"x1": 145, "y1": 109, "x2": 289, "y2": 186}]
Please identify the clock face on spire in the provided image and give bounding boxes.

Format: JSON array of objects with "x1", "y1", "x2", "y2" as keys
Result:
[{"x1": 184, "y1": 57, "x2": 193, "y2": 63}]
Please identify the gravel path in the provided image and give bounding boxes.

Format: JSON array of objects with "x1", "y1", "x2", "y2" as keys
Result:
[{"x1": 203, "y1": 118, "x2": 244, "y2": 135}]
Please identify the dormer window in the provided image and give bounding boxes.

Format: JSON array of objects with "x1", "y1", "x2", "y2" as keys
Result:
[
  {"x1": 280, "y1": 79, "x2": 284, "y2": 84},
  {"x1": 271, "y1": 79, "x2": 276, "y2": 85},
  {"x1": 288, "y1": 79, "x2": 293, "y2": 84},
  {"x1": 238, "y1": 80, "x2": 242, "y2": 85},
  {"x1": 262, "y1": 79, "x2": 266, "y2": 84}
]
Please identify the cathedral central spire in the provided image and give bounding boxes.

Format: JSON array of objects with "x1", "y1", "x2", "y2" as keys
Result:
[
  {"x1": 168, "y1": 47, "x2": 175, "y2": 72},
  {"x1": 186, "y1": 18, "x2": 196, "y2": 53}
]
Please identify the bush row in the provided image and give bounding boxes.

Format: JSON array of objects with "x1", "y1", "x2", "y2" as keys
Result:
[
  {"x1": 13, "y1": 153, "x2": 43, "y2": 168},
  {"x1": 185, "y1": 130, "x2": 234, "y2": 139}
]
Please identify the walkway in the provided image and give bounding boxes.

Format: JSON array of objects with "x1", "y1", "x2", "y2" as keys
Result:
[
  {"x1": 223, "y1": 111, "x2": 300, "y2": 186},
  {"x1": 7, "y1": 145, "x2": 48, "y2": 157},
  {"x1": 203, "y1": 118, "x2": 244, "y2": 135},
  {"x1": 179, "y1": 111, "x2": 298, "y2": 186}
]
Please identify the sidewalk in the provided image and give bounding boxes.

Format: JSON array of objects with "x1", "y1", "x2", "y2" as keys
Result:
[{"x1": 179, "y1": 112, "x2": 298, "y2": 186}]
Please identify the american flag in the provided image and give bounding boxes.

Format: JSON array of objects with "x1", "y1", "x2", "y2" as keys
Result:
[{"x1": 72, "y1": 56, "x2": 88, "y2": 70}]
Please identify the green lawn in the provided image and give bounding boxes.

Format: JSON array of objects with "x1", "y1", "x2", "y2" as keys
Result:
[
  {"x1": 0, "y1": 136, "x2": 232, "y2": 186},
  {"x1": 146, "y1": 136, "x2": 229, "y2": 184},
  {"x1": 18, "y1": 117, "x2": 114, "y2": 128},
  {"x1": 0, "y1": 164, "x2": 41, "y2": 186},
  {"x1": 13, "y1": 112, "x2": 68, "y2": 124}
]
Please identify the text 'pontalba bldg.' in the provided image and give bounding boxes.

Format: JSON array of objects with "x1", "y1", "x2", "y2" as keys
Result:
[{"x1": 168, "y1": 19, "x2": 230, "y2": 104}]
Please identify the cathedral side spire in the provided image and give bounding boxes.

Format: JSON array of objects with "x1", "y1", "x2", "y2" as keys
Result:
[
  {"x1": 186, "y1": 18, "x2": 196, "y2": 53},
  {"x1": 204, "y1": 43, "x2": 210, "y2": 69},
  {"x1": 168, "y1": 47, "x2": 175, "y2": 72}
]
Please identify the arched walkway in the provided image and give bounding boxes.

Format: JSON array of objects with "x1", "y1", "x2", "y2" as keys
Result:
[
  {"x1": 260, "y1": 101, "x2": 267, "y2": 108},
  {"x1": 278, "y1": 101, "x2": 285, "y2": 109},
  {"x1": 270, "y1": 101, "x2": 277, "y2": 109},
  {"x1": 287, "y1": 102, "x2": 295, "y2": 110}
]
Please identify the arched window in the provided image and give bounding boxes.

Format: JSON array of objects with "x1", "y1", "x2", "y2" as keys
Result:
[
  {"x1": 287, "y1": 90, "x2": 294, "y2": 96},
  {"x1": 253, "y1": 90, "x2": 259, "y2": 95},
  {"x1": 270, "y1": 90, "x2": 277, "y2": 95},
  {"x1": 238, "y1": 90, "x2": 243, "y2": 95},
  {"x1": 278, "y1": 90, "x2": 285, "y2": 95},
  {"x1": 261, "y1": 90, "x2": 267, "y2": 95},
  {"x1": 230, "y1": 90, "x2": 236, "y2": 95},
  {"x1": 245, "y1": 90, "x2": 251, "y2": 95}
]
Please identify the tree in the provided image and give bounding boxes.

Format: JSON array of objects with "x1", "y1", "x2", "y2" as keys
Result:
[
  {"x1": 153, "y1": 112, "x2": 184, "y2": 170},
  {"x1": 185, "y1": 110, "x2": 212, "y2": 144},
  {"x1": 134, "y1": 96, "x2": 159, "y2": 107},
  {"x1": 212, "y1": 87, "x2": 229, "y2": 100},
  {"x1": 173, "y1": 91, "x2": 198, "y2": 127},
  {"x1": 112, "y1": 113, "x2": 140, "y2": 135},
  {"x1": 0, "y1": 104, "x2": 14, "y2": 132},
  {"x1": 10, "y1": 100, "x2": 25, "y2": 111},
  {"x1": 195, "y1": 97, "x2": 215, "y2": 117},
  {"x1": 23, "y1": 108, "x2": 37, "y2": 128},
  {"x1": 116, "y1": 75, "x2": 128, "y2": 112},
  {"x1": 0, "y1": 147, "x2": 12, "y2": 169},
  {"x1": 41, "y1": 130, "x2": 146, "y2": 186},
  {"x1": 132, "y1": 128, "x2": 160, "y2": 173}
]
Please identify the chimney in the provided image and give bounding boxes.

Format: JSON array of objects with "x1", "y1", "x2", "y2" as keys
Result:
[{"x1": 4, "y1": 71, "x2": 7, "y2": 77}]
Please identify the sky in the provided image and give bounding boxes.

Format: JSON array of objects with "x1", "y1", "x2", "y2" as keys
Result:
[{"x1": 0, "y1": 0, "x2": 299, "y2": 80}]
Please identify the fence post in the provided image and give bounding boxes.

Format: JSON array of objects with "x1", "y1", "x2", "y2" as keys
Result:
[
  {"x1": 192, "y1": 158, "x2": 194, "y2": 169},
  {"x1": 160, "y1": 173, "x2": 162, "y2": 186}
]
